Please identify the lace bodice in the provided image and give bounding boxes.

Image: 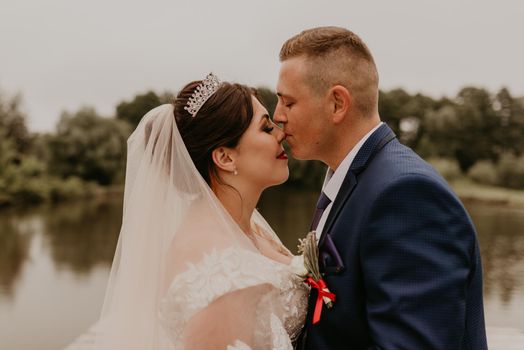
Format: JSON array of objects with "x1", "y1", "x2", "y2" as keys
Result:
[{"x1": 158, "y1": 247, "x2": 308, "y2": 349}]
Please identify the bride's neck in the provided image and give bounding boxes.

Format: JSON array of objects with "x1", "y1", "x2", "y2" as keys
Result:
[{"x1": 213, "y1": 183, "x2": 260, "y2": 234}]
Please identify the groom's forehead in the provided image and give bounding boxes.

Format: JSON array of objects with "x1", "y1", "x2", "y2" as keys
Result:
[
  {"x1": 277, "y1": 90, "x2": 293, "y2": 99},
  {"x1": 277, "y1": 89, "x2": 299, "y2": 100},
  {"x1": 277, "y1": 69, "x2": 310, "y2": 99}
]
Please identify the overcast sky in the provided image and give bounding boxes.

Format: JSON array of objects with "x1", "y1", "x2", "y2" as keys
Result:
[{"x1": 1, "y1": 0, "x2": 523, "y2": 132}]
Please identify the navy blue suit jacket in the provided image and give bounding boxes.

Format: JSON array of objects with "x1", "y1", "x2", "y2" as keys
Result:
[{"x1": 301, "y1": 124, "x2": 487, "y2": 349}]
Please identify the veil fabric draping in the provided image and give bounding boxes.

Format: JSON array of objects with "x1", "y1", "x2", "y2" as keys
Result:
[{"x1": 89, "y1": 104, "x2": 307, "y2": 349}]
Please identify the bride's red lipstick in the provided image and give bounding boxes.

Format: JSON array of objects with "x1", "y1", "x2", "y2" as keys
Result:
[{"x1": 277, "y1": 150, "x2": 288, "y2": 160}]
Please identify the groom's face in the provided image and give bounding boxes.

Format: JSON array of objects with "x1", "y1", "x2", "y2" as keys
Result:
[{"x1": 275, "y1": 56, "x2": 330, "y2": 160}]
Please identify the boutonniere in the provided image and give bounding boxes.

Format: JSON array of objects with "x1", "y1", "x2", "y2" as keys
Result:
[{"x1": 295, "y1": 231, "x2": 336, "y2": 324}]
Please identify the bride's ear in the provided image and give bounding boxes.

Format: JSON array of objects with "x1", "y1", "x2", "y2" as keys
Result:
[{"x1": 211, "y1": 147, "x2": 237, "y2": 173}]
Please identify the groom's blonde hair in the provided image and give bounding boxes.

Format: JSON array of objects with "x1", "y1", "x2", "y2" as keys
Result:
[{"x1": 280, "y1": 26, "x2": 379, "y2": 118}]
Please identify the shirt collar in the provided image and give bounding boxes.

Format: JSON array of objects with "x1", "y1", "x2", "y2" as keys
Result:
[{"x1": 323, "y1": 122, "x2": 383, "y2": 202}]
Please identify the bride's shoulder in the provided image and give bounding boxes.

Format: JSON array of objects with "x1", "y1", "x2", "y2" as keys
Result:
[{"x1": 249, "y1": 226, "x2": 293, "y2": 265}]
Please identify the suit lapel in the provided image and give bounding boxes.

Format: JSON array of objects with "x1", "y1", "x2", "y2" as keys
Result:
[{"x1": 318, "y1": 124, "x2": 396, "y2": 247}]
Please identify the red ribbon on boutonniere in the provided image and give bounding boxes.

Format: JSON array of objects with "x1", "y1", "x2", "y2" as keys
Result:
[
  {"x1": 305, "y1": 276, "x2": 336, "y2": 324},
  {"x1": 295, "y1": 232, "x2": 337, "y2": 325}
]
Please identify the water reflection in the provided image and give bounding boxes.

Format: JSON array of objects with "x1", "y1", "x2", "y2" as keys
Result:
[
  {"x1": 1, "y1": 189, "x2": 522, "y2": 307},
  {"x1": 0, "y1": 210, "x2": 33, "y2": 297},
  {"x1": 0, "y1": 188, "x2": 523, "y2": 350},
  {"x1": 466, "y1": 203, "x2": 524, "y2": 305},
  {"x1": 258, "y1": 187, "x2": 319, "y2": 251},
  {"x1": 41, "y1": 198, "x2": 122, "y2": 274},
  {"x1": 0, "y1": 197, "x2": 122, "y2": 300}
]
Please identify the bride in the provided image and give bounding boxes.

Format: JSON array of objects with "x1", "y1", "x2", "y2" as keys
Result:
[{"x1": 90, "y1": 73, "x2": 308, "y2": 349}]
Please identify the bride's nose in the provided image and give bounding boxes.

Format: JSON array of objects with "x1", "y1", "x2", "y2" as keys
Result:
[{"x1": 273, "y1": 125, "x2": 286, "y2": 143}]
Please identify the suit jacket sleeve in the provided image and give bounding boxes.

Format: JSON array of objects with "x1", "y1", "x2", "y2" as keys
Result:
[{"x1": 360, "y1": 174, "x2": 478, "y2": 349}]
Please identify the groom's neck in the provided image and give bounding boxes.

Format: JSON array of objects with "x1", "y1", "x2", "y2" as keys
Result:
[{"x1": 325, "y1": 115, "x2": 381, "y2": 171}]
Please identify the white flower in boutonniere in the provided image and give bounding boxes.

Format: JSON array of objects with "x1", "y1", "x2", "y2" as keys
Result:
[
  {"x1": 290, "y1": 254, "x2": 308, "y2": 277},
  {"x1": 296, "y1": 231, "x2": 336, "y2": 324}
]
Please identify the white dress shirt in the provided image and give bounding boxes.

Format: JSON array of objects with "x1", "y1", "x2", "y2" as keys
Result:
[{"x1": 315, "y1": 122, "x2": 383, "y2": 239}]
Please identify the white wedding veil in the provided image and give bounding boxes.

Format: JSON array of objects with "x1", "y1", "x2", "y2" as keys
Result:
[{"x1": 88, "y1": 103, "x2": 304, "y2": 350}]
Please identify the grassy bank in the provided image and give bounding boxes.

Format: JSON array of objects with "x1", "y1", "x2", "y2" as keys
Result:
[
  {"x1": 450, "y1": 179, "x2": 524, "y2": 208},
  {"x1": 46, "y1": 181, "x2": 524, "y2": 209},
  {"x1": 2, "y1": 178, "x2": 524, "y2": 210}
]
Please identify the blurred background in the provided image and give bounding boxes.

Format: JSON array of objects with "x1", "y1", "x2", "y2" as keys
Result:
[{"x1": 1, "y1": 1, "x2": 523, "y2": 349}]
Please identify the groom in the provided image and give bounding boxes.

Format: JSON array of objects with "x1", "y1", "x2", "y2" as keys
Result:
[{"x1": 274, "y1": 27, "x2": 487, "y2": 349}]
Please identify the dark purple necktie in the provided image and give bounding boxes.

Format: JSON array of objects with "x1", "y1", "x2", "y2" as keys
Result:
[{"x1": 310, "y1": 192, "x2": 332, "y2": 231}]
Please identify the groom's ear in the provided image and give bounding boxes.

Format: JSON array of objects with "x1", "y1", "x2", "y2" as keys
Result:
[
  {"x1": 211, "y1": 147, "x2": 236, "y2": 173},
  {"x1": 329, "y1": 85, "x2": 351, "y2": 124}
]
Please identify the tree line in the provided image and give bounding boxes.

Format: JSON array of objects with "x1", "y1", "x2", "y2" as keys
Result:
[
  {"x1": 1, "y1": 85, "x2": 523, "y2": 206},
  {"x1": 258, "y1": 86, "x2": 524, "y2": 189}
]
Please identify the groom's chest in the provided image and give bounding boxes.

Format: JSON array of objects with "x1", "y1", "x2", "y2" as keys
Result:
[{"x1": 321, "y1": 172, "x2": 382, "y2": 264}]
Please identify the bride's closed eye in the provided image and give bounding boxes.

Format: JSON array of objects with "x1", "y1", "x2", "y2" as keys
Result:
[
  {"x1": 263, "y1": 124, "x2": 274, "y2": 133},
  {"x1": 261, "y1": 115, "x2": 274, "y2": 133}
]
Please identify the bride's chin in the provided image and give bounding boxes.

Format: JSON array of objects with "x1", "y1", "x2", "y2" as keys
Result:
[
  {"x1": 262, "y1": 166, "x2": 289, "y2": 188},
  {"x1": 273, "y1": 169, "x2": 290, "y2": 186}
]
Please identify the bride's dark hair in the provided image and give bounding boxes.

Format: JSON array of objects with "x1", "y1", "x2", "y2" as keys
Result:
[{"x1": 173, "y1": 81, "x2": 255, "y2": 185}]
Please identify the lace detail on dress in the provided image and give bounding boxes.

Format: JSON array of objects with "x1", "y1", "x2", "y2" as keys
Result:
[
  {"x1": 158, "y1": 247, "x2": 308, "y2": 349},
  {"x1": 280, "y1": 273, "x2": 309, "y2": 342},
  {"x1": 227, "y1": 340, "x2": 252, "y2": 350},
  {"x1": 269, "y1": 313, "x2": 293, "y2": 350}
]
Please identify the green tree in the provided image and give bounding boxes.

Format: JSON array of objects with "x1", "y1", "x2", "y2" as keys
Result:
[
  {"x1": 379, "y1": 88, "x2": 410, "y2": 136},
  {"x1": 425, "y1": 87, "x2": 498, "y2": 172},
  {"x1": 0, "y1": 91, "x2": 31, "y2": 155},
  {"x1": 116, "y1": 91, "x2": 162, "y2": 128},
  {"x1": 493, "y1": 88, "x2": 524, "y2": 156},
  {"x1": 424, "y1": 102, "x2": 460, "y2": 159},
  {"x1": 379, "y1": 89, "x2": 441, "y2": 151},
  {"x1": 455, "y1": 87, "x2": 498, "y2": 171},
  {"x1": 256, "y1": 87, "x2": 278, "y2": 117},
  {"x1": 0, "y1": 91, "x2": 34, "y2": 205},
  {"x1": 49, "y1": 107, "x2": 131, "y2": 185}
]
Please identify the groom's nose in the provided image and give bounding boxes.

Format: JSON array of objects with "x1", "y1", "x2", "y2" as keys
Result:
[{"x1": 273, "y1": 102, "x2": 287, "y2": 124}]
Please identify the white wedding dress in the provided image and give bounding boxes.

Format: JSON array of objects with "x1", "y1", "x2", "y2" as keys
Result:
[
  {"x1": 157, "y1": 196, "x2": 308, "y2": 349},
  {"x1": 159, "y1": 236, "x2": 308, "y2": 349},
  {"x1": 83, "y1": 104, "x2": 307, "y2": 350}
]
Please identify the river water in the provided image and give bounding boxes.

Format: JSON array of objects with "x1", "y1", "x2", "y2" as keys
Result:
[{"x1": 0, "y1": 188, "x2": 523, "y2": 349}]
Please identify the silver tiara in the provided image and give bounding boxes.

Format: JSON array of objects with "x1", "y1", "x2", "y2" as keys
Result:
[{"x1": 184, "y1": 73, "x2": 222, "y2": 117}]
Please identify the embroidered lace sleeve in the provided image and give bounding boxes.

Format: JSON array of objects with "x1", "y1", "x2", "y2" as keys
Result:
[
  {"x1": 226, "y1": 340, "x2": 252, "y2": 350},
  {"x1": 158, "y1": 247, "x2": 307, "y2": 349}
]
